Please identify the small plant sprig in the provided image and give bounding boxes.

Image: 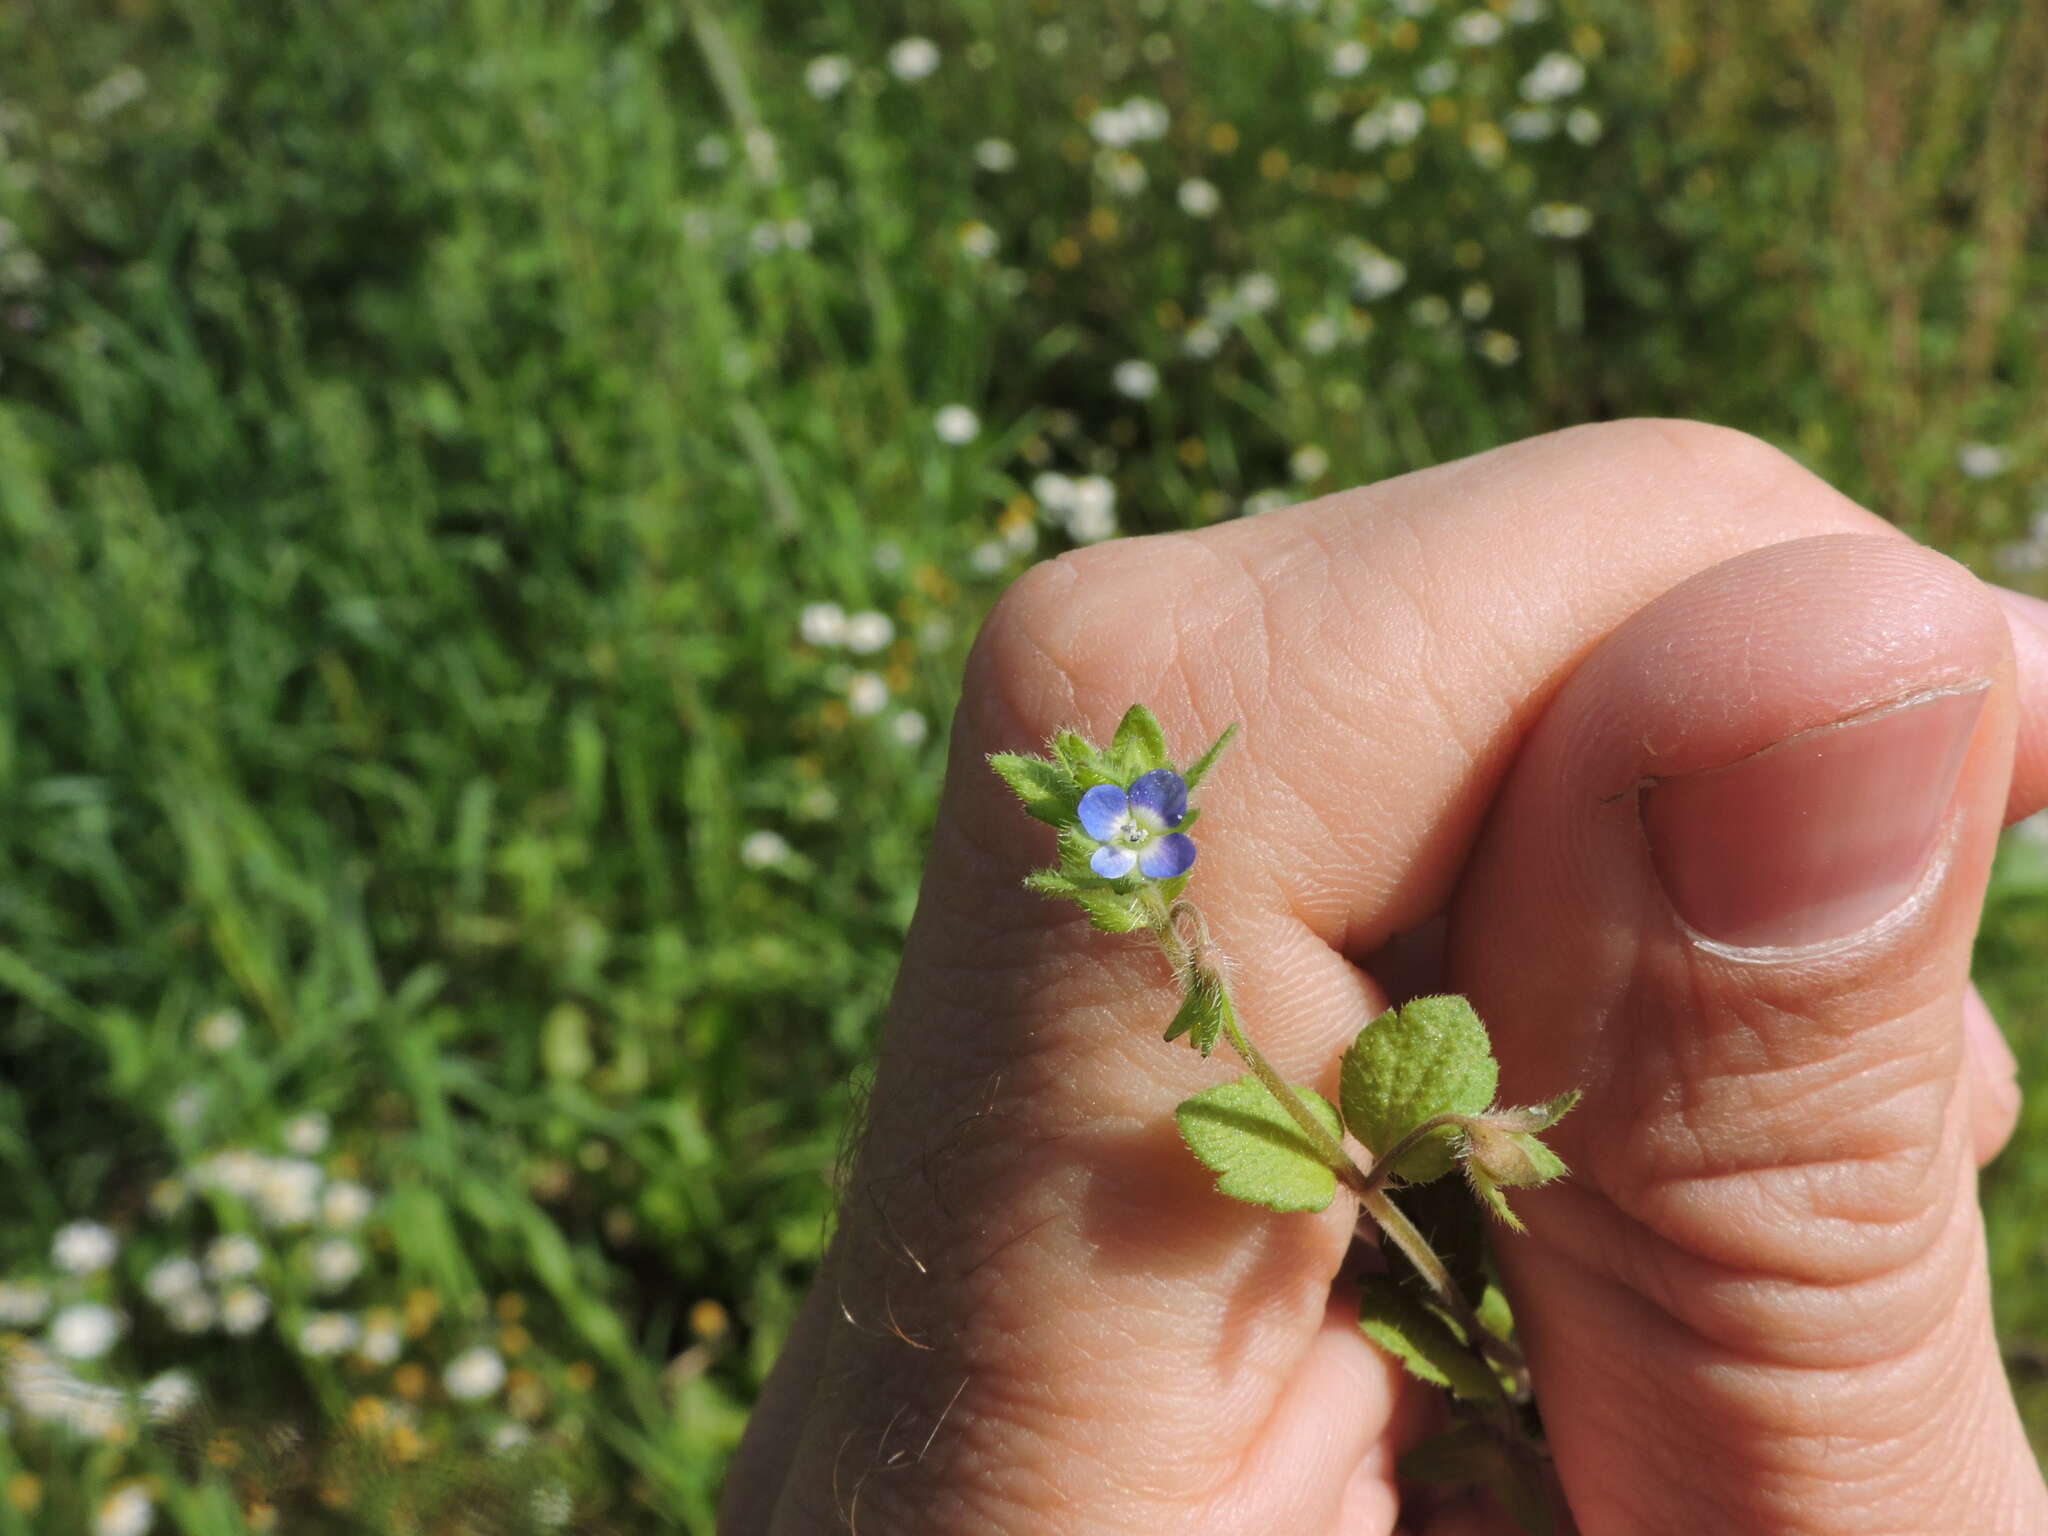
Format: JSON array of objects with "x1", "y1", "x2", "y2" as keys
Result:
[{"x1": 990, "y1": 704, "x2": 1580, "y2": 1533}]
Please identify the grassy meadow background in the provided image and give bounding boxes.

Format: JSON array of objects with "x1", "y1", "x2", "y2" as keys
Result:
[{"x1": 0, "y1": 0, "x2": 2045, "y2": 1529}]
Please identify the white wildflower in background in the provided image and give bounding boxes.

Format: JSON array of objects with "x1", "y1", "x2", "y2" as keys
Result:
[
  {"x1": 79, "y1": 67, "x2": 148, "y2": 122},
  {"x1": 1243, "y1": 489, "x2": 1296, "y2": 517},
  {"x1": 284, "y1": 1112, "x2": 329, "y2": 1156},
  {"x1": 1098, "y1": 151, "x2": 1148, "y2": 197},
  {"x1": 1032, "y1": 472, "x2": 1076, "y2": 515},
  {"x1": 694, "y1": 134, "x2": 730, "y2": 170},
  {"x1": 166, "y1": 1292, "x2": 216, "y2": 1333},
  {"x1": 445, "y1": 1345, "x2": 508, "y2": 1401},
  {"x1": 52, "y1": 1220, "x2": 118, "y2": 1275},
  {"x1": 1066, "y1": 477, "x2": 1119, "y2": 544},
  {"x1": 321, "y1": 1180, "x2": 373, "y2": 1229},
  {"x1": 492, "y1": 1422, "x2": 535, "y2": 1453},
  {"x1": 798, "y1": 601, "x2": 847, "y2": 648},
  {"x1": 1455, "y1": 10, "x2": 1505, "y2": 45},
  {"x1": 309, "y1": 1237, "x2": 363, "y2": 1292},
  {"x1": 969, "y1": 541, "x2": 1007, "y2": 575},
  {"x1": 1302, "y1": 315, "x2": 1342, "y2": 355},
  {"x1": 1521, "y1": 51, "x2": 1586, "y2": 102},
  {"x1": 795, "y1": 783, "x2": 840, "y2": 821},
  {"x1": 1409, "y1": 294, "x2": 1453, "y2": 327},
  {"x1": 50, "y1": 1302, "x2": 123, "y2": 1360},
  {"x1": 220, "y1": 1285, "x2": 270, "y2": 1336},
  {"x1": 973, "y1": 138, "x2": 1017, "y2": 173},
  {"x1": 1237, "y1": 272, "x2": 1280, "y2": 314},
  {"x1": 872, "y1": 541, "x2": 905, "y2": 574},
  {"x1": 359, "y1": 1313, "x2": 403, "y2": 1365},
  {"x1": 1508, "y1": 0, "x2": 1548, "y2": 20},
  {"x1": 1529, "y1": 202, "x2": 1594, "y2": 238},
  {"x1": 739, "y1": 830, "x2": 791, "y2": 870},
  {"x1": 1566, "y1": 106, "x2": 1604, "y2": 144},
  {"x1": 1352, "y1": 248, "x2": 1408, "y2": 300},
  {"x1": 887, "y1": 36, "x2": 940, "y2": 82},
  {"x1": 196, "y1": 1009, "x2": 244, "y2": 1052},
  {"x1": 890, "y1": 711, "x2": 929, "y2": 747},
  {"x1": 804, "y1": 55, "x2": 852, "y2": 99},
  {"x1": 533, "y1": 1483, "x2": 574, "y2": 1530},
  {"x1": 0, "y1": 1281, "x2": 51, "y2": 1326},
  {"x1": 1290, "y1": 445, "x2": 1331, "y2": 482},
  {"x1": 1184, "y1": 321, "x2": 1224, "y2": 359},
  {"x1": 144, "y1": 1256, "x2": 203, "y2": 1304},
  {"x1": 1959, "y1": 442, "x2": 2010, "y2": 480},
  {"x1": 1113, "y1": 359, "x2": 1160, "y2": 400},
  {"x1": 7, "y1": 1346, "x2": 128, "y2": 1438},
  {"x1": 1036, "y1": 22, "x2": 1069, "y2": 56},
  {"x1": 1176, "y1": 178, "x2": 1220, "y2": 218},
  {"x1": 1416, "y1": 60, "x2": 1459, "y2": 95},
  {"x1": 846, "y1": 672, "x2": 890, "y2": 718},
  {"x1": 1477, "y1": 329, "x2": 1523, "y2": 366},
  {"x1": 1089, "y1": 97, "x2": 1169, "y2": 148},
  {"x1": 256, "y1": 1158, "x2": 323, "y2": 1227},
  {"x1": 1329, "y1": 40, "x2": 1371, "y2": 77},
  {"x1": 297, "y1": 1312, "x2": 360, "y2": 1358},
  {"x1": 934, "y1": 405, "x2": 981, "y2": 445},
  {"x1": 1385, "y1": 99, "x2": 1427, "y2": 143},
  {"x1": 958, "y1": 221, "x2": 999, "y2": 259},
  {"x1": 205, "y1": 1233, "x2": 262, "y2": 1281},
  {"x1": 95, "y1": 1485, "x2": 155, "y2": 1536},
  {"x1": 843, "y1": 610, "x2": 894, "y2": 654},
  {"x1": 1506, "y1": 107, "x2": 1557, "y2": 141},
  {"x1": 141, "y1": 1370, "x2": 199, "y2": 1422},
  {"x1": 1460, "y1": 282, "x2": 1495, "y2": 321}
]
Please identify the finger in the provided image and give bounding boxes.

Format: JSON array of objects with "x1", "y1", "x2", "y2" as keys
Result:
[
  {"x1": 1989, "y1": 585, "x2": 2048, "y2": 822},
  {"x1": 1965, "y1": 984, "x2": 2023, "y2": 1168},
  {"x1": 729, "y1": 421, "x2": 2033, "y2": 1533},
  {"x1": 1449, "y1": 535, "x2": 2048, "y2": 1533}
]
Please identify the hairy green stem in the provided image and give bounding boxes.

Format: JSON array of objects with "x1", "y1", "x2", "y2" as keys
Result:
[{"x1": 1149, "y1": 892, "x2": 1528, "y2": 1391}]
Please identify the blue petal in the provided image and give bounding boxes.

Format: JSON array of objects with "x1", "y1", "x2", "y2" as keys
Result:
[
  {"x1": 1090, "y1": 843, "x2": 1139, "y2": 879},
  {"x1": 1127, "y1": 769, "x2": 1189, "y2": 829},
  {"x1": 1077, "y1": 783, "x2": 1129, "y2": 841},
  {"x1": 1137, "y1": 832, "x2": 1196, "y2": 879}
]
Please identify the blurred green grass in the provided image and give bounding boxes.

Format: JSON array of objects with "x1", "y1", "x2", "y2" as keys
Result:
[{"x1": 0, "y1": 0, "x2": 2042, "y2": 1528}]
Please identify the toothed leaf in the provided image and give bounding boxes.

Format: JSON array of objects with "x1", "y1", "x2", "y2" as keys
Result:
[
  {"x1": 1176, "y1": 1077, "x2": 1343, "y2": 1213},
  {"x1": 1340, "y1": 996, "x2": 1498, "y2": 1183}
]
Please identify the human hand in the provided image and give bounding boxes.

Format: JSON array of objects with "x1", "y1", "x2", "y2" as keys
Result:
[{"x1": 724, "y1": 421, "x2": 2048, "y2": 1534}]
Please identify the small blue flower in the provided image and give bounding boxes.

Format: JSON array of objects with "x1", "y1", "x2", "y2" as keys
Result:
[{"x1": 1078, "y1": 768, "x2": 1197, "y2": 880}]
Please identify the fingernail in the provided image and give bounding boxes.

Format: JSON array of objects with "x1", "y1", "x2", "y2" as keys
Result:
[{"x1": 1643, "y1": 690, "x2": 1984, "y2": 949}]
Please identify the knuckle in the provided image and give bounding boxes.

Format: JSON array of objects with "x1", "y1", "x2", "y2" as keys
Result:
[{"x1": 1606, "y1": 416, "x2": 1828, "y2": 509}]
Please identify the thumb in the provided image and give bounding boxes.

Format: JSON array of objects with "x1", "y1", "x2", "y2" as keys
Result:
[{"x1": 1448, "y1": 535, "x2": 2047, "y2": 1533}]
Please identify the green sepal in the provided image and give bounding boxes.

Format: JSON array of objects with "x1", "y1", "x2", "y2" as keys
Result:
[
  {"x1": 988, "y1": 751, "x2": 1078, "y2": 828},
  {"x1": 1340, "y1": 995, "x2": 1499, "y2": 1183},
  {"x1": 1399, "y1": 1422, "x2": 1556, "y2": 1536},
  {"x1": 1164, "y1": 967, "x2": 1232, "y2": 1056},
  {"x1": 1021, "y1": 869, "x2": 1083, "y2": 898},
  {"x1": 1465, "y1": 1165, "x2": 1524, "y2": 1232},
  {"x1": 1074, "y1": 887, "x2": 1148, "y2": 934},
  {"x1": 1182, "y1": 722, "x2": 1238, "y2": 791},
  {"x1": 1355, "y1": 1274, "x2": 1498, "y2": 1402},
  {"x1": 1053, "y1": 729, "x2": 1118, "y2": 789},
  {"x1": 1108, "y1": 703, "x2": 1171, "y2": 779},
  {"x1": 1175, "y1": 1076, "x2": 1344, "y2": 1213}
]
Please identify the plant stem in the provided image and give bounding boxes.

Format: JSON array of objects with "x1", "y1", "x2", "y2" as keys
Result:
[{"x1": 1150, "y1": 893, "x2": 1528, "y2": 1390}]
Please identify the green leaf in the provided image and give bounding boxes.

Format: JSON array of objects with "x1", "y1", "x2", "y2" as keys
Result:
[
  {"x1": 1182, "y1": 722, "x2": 1238, "y2": 791},
  {"x1": 1340, "y1": 995, "x2": 1498, "y2": 1182},
  {"x1": 1074, "y1": 887, "x2": 1148, "y2": 933},
  {"x1": 1164, "y1": 968, "x2": 1232, "y2": 1056},
  {"x1": 988, "y1": 752, "x2": 1075, "y2": 826},
  {"x1": 1399, "y1": 1424, "x2": 1556, "y2": 1536},
  {"x1": 1176, "y1": 1077, "x2": 1344, "y2": 1213},
  {"x1": 1355, "y1": 1274, "x2": 1499, "y2": 1401},
  {"x1": 1108, "y1": 704, "x2": 1171, "y2": 778}
]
